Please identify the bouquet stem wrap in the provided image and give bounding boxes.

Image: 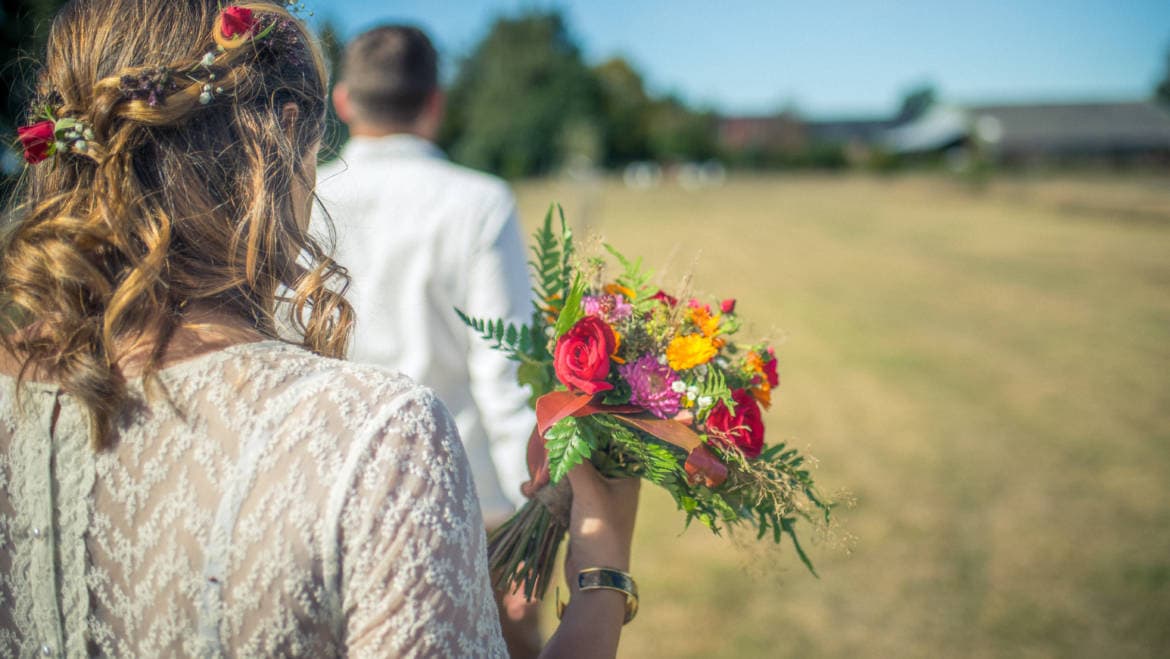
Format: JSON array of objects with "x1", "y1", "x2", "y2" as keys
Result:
[{"x1": 487, "y1": 391, "x2": 729, "y2": 599}]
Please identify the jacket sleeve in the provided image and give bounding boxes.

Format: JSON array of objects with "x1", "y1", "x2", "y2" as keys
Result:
[{"x1": 462, "y1": 191, "x2": 538, "y2": 512}]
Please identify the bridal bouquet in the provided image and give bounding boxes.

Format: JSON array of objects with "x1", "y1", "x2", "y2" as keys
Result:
[{"x1": 459, "y1": 206, "x2": 832, "y2": 599}]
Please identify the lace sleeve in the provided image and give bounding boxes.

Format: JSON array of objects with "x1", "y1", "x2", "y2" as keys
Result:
[{"x1": 337, "y1": 386, "x2": 507, "y2": 658}]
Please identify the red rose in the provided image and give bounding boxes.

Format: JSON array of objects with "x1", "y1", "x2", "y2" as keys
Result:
[
  {"x1": 220, "y1": 6, "x2": 256, "y2": 38},
  {"x1": 17, "y1": 121, "x2": 55, "y2": 164},
  {"x1": 706, "y1": 389, "x2": 764, "y2": 458},
  {"x1": 720, "y1": 298, "x2": 736, "y2": 314},
  {"x1": 553, "y1": 315, "x2": 616, "y2": 395},
  {"x1": 652, "y1": 290, "x2": 678, "y2": 307}
]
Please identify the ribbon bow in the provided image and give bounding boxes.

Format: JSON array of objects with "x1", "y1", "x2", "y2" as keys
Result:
[{"x1": 521, "y1": 390, "x2": 728, "y2": 497}]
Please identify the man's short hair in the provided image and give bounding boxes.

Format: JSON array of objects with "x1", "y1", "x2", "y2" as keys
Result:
[{"x1": 341, "y1": 25, "x2": 438, "y2": 125}]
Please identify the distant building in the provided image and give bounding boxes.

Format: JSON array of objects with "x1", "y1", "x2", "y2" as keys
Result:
[
  {"x1": 717, "y1": 113, "x2": 806, "y2": 154},
  {"x1": 718, "y1": 100, "x2": 1170, "y2": 168},
  {"x1": 804, "y1": 118, "x2": 898, "y2": 148},
  {"x1": 967, "y1": 101, "x2": 1170, "y2": 166}
]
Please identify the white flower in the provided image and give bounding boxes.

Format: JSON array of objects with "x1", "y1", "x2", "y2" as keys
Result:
[
  {"x1": 670, "y1": 380, "x2": 687, "y2": 393},
  {"x1": 686, "y1": 386, "x2": 700, "y2": 399},
  {"x1": 698, "y1": 395, "x2": 713, "y2": 408},
  {"x1": 657, "y1": 355, "x2": 667, "y2": 365},
  {"x1": 201, "y1": 52, "x2": 216, "y2": 67}
]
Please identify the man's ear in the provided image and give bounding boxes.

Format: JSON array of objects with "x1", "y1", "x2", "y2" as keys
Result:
[{"x1": 333, "y1": 83, "x2": 354, "y2": 124}]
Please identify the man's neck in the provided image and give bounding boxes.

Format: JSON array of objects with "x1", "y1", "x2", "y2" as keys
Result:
[{"x1": 347, "y1": 123, "x2": 427, "y2": 140}]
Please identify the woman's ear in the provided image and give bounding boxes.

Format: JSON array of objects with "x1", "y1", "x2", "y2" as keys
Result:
[{"x1": 280, "y1": 102, "x2": 300, "y2": 142}]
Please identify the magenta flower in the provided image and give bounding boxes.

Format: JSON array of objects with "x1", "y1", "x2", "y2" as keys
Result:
[{"x1": 618, "y1": 354, "x2": 683, "y2": 419}]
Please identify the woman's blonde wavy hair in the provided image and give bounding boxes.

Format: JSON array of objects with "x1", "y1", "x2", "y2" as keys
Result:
[{"x1": 1, "y1": 0, "x2": 353, "y2": 448}]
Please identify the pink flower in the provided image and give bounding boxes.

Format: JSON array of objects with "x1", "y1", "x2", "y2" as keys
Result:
[
  {"x1": 721, "y1": 298, "x2": 736, "y2": 314},
  {"x1": 582, "y1": 294, "x2": 633, "y2": 323},
  {"x1": 618, "y1": 354, "x2": 683, "y2": 419}
]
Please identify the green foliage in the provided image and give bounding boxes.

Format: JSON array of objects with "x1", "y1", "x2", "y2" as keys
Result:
[
  {"x1": 603, "y1": 243, "x2": 656, "y2": 310},
  {"x1": 646, "y1": 96, "x2": 718, "y2": 162},
  {"x1": 552, "y1": 275, "x2": 586, "y2": 338},
  {"x1": 1157, "y1": 46, "x2": 1170, "y2": 107},
  {"x1": 897, "y1": 83, "x2": 938, "y2": 123},
  {"x1": 439, "y1": 11, "x2": 601, "y2": 178},
  {"x1": 454, "y1": 309, "x2": 537, "y2": 361},
  {"x1": 529, "y1": 205, "x2": 574, "y2": 321},
  {"x1": 696, "y1": 365, "x2": 734, "y2": 411},
  {"x1": 315, "y1": 19, "x2": 349, "y2": 164},
  {"x1": 545, "y1": 416, "x2": 597, "y2": 483},
  {"x1": 593, "y1": 57, "x2": 653, "y2": 166},
  {"x1": 592, "y1": 415, "x2": 684, "y2": 486}
]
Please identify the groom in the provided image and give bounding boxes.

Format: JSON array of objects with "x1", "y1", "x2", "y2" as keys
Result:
[{"x1": 312, "y1": 25, "x2": 541, "y2": 657}]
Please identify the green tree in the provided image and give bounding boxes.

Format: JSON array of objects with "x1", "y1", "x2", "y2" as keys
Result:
[
  {"x1": 645, "y1": 96, "x2": 717, "y2": 162},
  {"x1": 896, "y1": 83, "x2": 937, "y2": 123},
  {"x1": 1156, "y1": 46, "x2": 1170, "y2": 106},
  {"x1": 314, "y1": 18, "x2": 349, "y2": 164},
  {"x1": 593, "y1": 57, "x2": 652, "y2": 166},
  {"x1": 439, "y1": 12, "x2": 600, "y2": 178}
]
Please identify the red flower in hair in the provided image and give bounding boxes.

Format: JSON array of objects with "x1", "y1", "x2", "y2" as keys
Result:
[
  {"x1": 17, "y1": 121, "x2": 55, "y2": 164},
  {"x1": 220, "y1": 6, "x2": 256, "y2": 38}
]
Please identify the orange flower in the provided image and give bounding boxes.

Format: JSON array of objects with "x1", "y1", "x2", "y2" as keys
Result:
[
  {"x1": 751, "y1": 384, "x2": 772, "y2": 409},
  {"x1": 604, "y1": 282, "x2": 635, "y2": 299},
  {"x1": 611, "y1": 330, "x2": 626, "y2": 364},
  {"x1": 746, "y1": 351, "x2": 765, "y2": 377},
  {"x1": 745, "y1": 352, "x2": 774, "y2": 409},
  {"x1": 666, "y1": 334, "x2": 718, "y2": 371},
  {"x1": 688, "y1": 305, "x2": 721, "y2": 338}
]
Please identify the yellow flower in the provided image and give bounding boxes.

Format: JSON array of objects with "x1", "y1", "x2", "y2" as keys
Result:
[
  {"x1": 666, "y1": 334, "x2": 718, "y2": 371},
  {"x1": 611, "y1": 330, "x2": 625, "y2": 364}
]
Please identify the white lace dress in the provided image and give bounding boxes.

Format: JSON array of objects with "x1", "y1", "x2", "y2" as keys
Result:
[{"x1": 0, "y1": 340, "x2": 507, "y2": 657}]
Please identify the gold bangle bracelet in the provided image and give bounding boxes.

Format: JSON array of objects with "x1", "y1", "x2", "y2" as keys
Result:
[{"x1": 556, "y1": 567, "x2": 639, "y2": 624}]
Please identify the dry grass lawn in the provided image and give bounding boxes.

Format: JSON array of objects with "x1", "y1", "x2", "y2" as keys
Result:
[{"x1": 513, "y1": 173, "x2": 1170, "y2": 658}]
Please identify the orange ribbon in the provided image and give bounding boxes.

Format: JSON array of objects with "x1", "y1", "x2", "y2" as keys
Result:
[{"x1": 521, "y1": 391, "x2": 729, "y2": 498}]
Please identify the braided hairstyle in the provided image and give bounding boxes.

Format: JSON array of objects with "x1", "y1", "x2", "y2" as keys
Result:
[{"x1": 1, "y1": 0, "x2": 353, "y2": 448}]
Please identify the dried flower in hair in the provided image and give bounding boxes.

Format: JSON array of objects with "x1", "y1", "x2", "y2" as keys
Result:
[{"x1": 119, "y1": 67, "x2": 177, "y2": 107}]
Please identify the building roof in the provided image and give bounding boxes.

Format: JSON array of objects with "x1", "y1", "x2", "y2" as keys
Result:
[{"x1": 968, "y1": 101, "x2": 1170, "y2": 153}]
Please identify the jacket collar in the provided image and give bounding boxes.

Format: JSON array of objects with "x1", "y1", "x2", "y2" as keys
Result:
[{"x1": 340, "y1": 133, "x2": 447, "y2": 162}]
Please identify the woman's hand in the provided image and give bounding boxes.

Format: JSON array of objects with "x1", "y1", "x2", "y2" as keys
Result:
[
  {"x1": 563, "y1": 462, "x2": 640, "y2": 583},
  {"x1": 539, "y1": 462, "x2": 640, "y2": 659}
]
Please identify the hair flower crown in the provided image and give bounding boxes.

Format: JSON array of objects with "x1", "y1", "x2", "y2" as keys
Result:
[{"x1": 18, "y1": 5, "x2": 304, "y2": 166}]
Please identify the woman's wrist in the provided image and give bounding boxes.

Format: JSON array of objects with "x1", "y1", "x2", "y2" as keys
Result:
[{"x1": 557, "y1": 567, "x2": 639, "y2": 625}]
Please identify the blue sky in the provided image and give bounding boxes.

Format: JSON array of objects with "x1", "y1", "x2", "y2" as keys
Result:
[{"x1": 318, "y1": 0, "x2": 1170, "y2": 117}]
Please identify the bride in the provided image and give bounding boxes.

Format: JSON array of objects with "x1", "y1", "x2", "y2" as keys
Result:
[{"x1": 0, "y1": 0, "x2": 637, "y2": 656}]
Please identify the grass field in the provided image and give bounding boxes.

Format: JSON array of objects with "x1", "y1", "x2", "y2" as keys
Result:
[{"x1": 513, "y1": 173, "x2": 1170, "y2": 658}]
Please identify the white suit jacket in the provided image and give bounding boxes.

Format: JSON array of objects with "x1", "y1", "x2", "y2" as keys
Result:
[{"x1": 313, "y1": 134, "x2": 535, "y2": 525}]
